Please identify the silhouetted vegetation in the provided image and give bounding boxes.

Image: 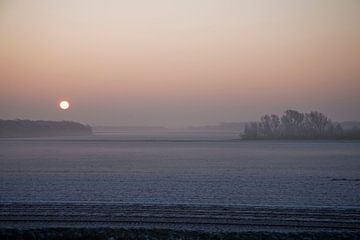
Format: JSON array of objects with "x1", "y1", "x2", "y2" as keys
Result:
[
  {"x1": 0, "y1": 119, "x2": 92, "y2": 138},
  {"x1": 241, "y1": 110, "x2": 360, "y2": 140}
]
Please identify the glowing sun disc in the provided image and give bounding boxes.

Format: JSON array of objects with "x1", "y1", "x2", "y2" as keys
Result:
[{"x1": 59, "y1": 100, "x2": 70, "y2": 110}]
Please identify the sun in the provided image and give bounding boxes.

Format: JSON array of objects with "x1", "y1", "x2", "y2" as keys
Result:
[{"x1": 59, "y1": 100, "x2": 70, "y2": 110}]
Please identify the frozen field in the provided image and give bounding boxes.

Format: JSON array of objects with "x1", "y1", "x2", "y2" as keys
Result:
[
  {"x1": 0, "y1": 133, "x2": 360, "y2": 231},
  {"x1": 1, "y1": 135, "x2": 359, "y2": 207}
]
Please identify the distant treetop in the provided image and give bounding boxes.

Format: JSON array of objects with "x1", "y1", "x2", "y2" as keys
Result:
[
  {"x1": 0, "y1": 119, "x2": 92, "y2": 138},
  {"x1": 241, "y1": 110, "x2": 360, "y2": 140}
]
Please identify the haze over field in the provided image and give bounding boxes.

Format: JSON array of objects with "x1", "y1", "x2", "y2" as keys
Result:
[{"x1": 1, "y1": 0, "x2": 359, "y2": 127}]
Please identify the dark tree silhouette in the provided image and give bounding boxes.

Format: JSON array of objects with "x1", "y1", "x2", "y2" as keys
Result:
[
  {"x1": 0, "y1": 119, "x2": 92, "y2": 138},
  {"x1": 241, "y1": 110, "x2": 360, "y2": 140}
]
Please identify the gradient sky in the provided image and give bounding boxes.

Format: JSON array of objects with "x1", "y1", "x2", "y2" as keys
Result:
[{"x1": 0, "y1": 0, "x2": 359, "y2": 127}]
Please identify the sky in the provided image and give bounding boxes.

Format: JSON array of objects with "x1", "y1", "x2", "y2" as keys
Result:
[{"x1": 0, "y1": 0, "x2": 359, "y2": 127}]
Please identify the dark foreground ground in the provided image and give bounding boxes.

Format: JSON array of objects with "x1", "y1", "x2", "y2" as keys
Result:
[
  {"x1": 1, "y1": 228, "x2": 360, "y2": 240},
  {"x1": 1, "y1": 203, "x2": 360, "y2": 239}
]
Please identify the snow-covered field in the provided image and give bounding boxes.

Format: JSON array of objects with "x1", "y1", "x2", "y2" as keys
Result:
[{"x1": 1, "y1": 133, "x2": 360, "y2": 233}]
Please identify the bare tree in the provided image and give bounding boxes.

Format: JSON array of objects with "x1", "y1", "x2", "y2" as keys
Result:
[
  {"x1": 281, "y1": 110, "x2": 304, "y2": 138},
  {"x1": 240, "y1": 110, "x2": 357, "y2": 140}
]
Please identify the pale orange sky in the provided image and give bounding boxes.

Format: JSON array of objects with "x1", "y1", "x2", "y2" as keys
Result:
[{"x1": 0, "y1": 0, "x2": 359, "y2": 127}]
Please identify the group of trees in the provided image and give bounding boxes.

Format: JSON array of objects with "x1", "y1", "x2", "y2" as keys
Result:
[
  {"x1": 242, "y1": 110, "x2": 360, "y2": 140},
  {"x1": 0, "y1": 119, "x2": 92, "y2": 138}
]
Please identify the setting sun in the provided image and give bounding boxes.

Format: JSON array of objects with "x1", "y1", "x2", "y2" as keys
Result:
[{"x1": 59, "y1": 100, "x2": 70, "y2": 110}]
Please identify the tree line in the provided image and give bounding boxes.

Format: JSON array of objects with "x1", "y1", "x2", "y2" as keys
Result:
[
  {"x1": 0, "y1": 119, "x2": 92, "y2": 138},
  {"x1": 242, "y1": 110, "x2": 360, "y2": 140}
]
